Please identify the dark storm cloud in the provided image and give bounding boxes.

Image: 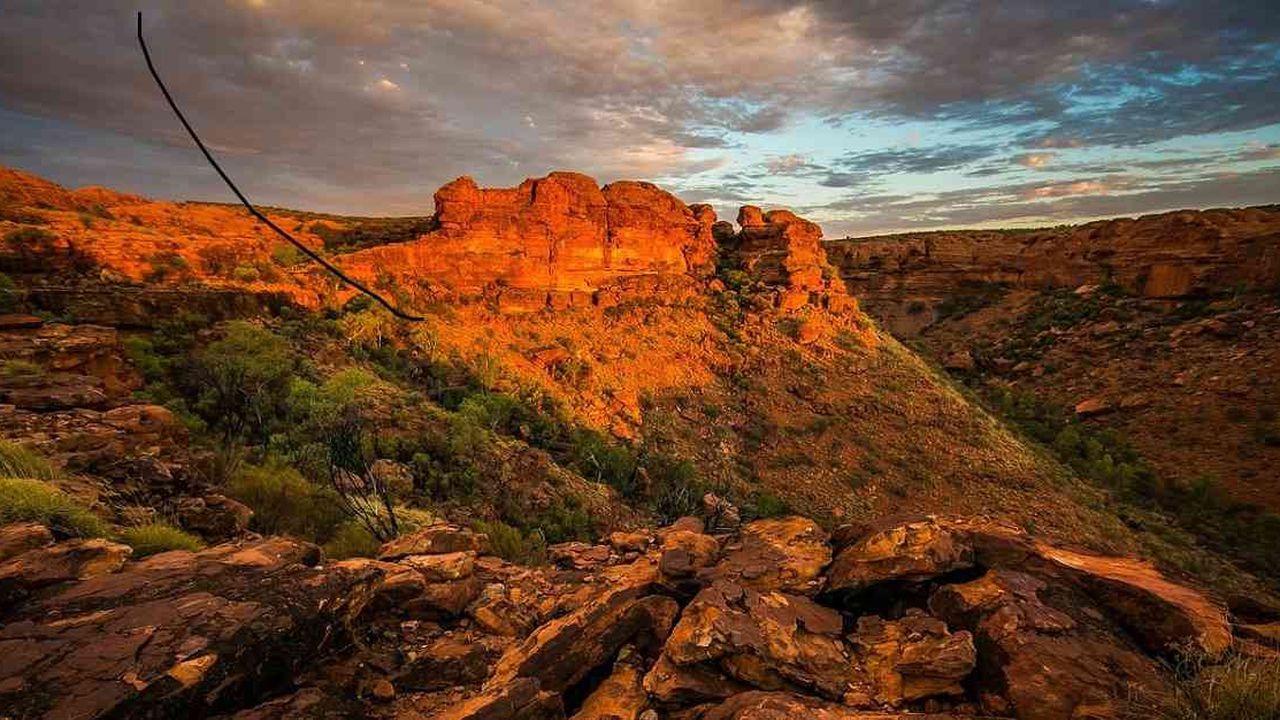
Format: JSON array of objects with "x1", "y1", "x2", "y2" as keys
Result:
[
  {"x1": 792, "y1": 0, "x2": 1280, "y2": 146},
  {"x1": 833, "y1": 145, "x2": 1002, "y2": 174},
  {"x1": 0, "y1": 0, "x2": 1276, "y2": 222}
]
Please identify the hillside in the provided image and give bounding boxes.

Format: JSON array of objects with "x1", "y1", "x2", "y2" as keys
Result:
[
  {"x1": 828, "y1": 207, "x2": 1280, "y2": 585},
  {"x1": 1, "y1": 166, "x2": 1277, "y2": 718}
]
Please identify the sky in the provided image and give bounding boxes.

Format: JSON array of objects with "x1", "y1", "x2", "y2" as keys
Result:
[{"x1": 1, "y1": 1, "x2": 1278, "y2": 237}]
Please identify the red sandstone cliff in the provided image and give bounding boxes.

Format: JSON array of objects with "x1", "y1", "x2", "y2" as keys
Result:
[
  {"x1": 335, "y1": 173, "x2": 718, "y2": 306},
  {"x1": 826, "y1": 206, "x2": 1280, "y2": 334}
]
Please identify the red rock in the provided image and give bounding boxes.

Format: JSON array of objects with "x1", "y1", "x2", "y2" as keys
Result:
[
  {"x1": 699, "y1": 691, "x2": 927, "y2": 719},
  {"x1": 570, "y1": 662, "x2": 648, "y2": 720},
  {"x1": 400, "y1": 551, "x2": 477, "y2": 582},
  {"x1": 643, "y1": 653, "x2": 748, "y2": 706},
  {"x1": 662, "y1": 581, "x2": 860, "y2": 701},
  {"x1": 826, "y1": 517, "x2": 974, "y2": 593},
  {"x1": 710, "y1": 517, "x2": 831, "y2": 595},
  {"x1": 491, "y1": 561, "x2": 670, "y2": 693},
  {"x1": 930, "y1": 569, "x2": 1165, "y2": 720},
  {"x1": 0, "y1": 522, "x2": 54, "y2": 562},
  {"x1": 0, "y1": 537, "x2": 131, "y2": 607},
  {"x1": 177, "y1": 494, "x2": 253, "y2": 541},
  {"x1": 849, "y1": 611, "x2": 975, "y2": 705},
  {"x1": 336, "y1": 172, "x2": 715, "y2": 306},
  {"x1": 396, "y1": 637, "x2": 491, "y2": 692},
  {"x1": 827, "y1": 205, "x2": 1280, "y2": 334},
  {"x1": 0, "y1": 537, "x2": 383, "y2": 720},
  {"x1": 1073, "y1": 397, "x2": 1114, "y2": 416},
  {"x1": 720, "y1": 207, "x2": 849, "y2": 310},
  {"x1": 369, "y1": 678, "x2": 396, "y2": 702},
  {"x1": 379, "y1": 523, "x2": 490, "y2": 560}
]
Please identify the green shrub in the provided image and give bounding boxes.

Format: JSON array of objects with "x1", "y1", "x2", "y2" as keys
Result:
[
  {"x1": 1134, "y1": 653, "x2": 1280, "y2": 720},
  {"x1": 189, "y1": 322, "x2": 296, "y2": 444},
  {"x1": 748, "y1": 491, "x2": 791, "y2": 519},
  {"x1": 227, "y1": 460, "x2": 346, "y2": 541},
  {"x1": 119, "y1": 522, "x2": 204, "y2": 557},
  {"x1": 645, "y1": 453, "x2": 705, "y2": 523},
  {"x1": 0, "y1": 440, "x2": 60, "y2": 481},
  {"x1": 0, "y1": 272, "x2": 20, "y2": 312},
  {"x1": 232, "y1": 265, "x2": 260, "y2": 282},
  {"x1": 270, "y1": 243, "x2": 305, "y2": 267},
  {"x1": 323, "y1": 521, "x2": 381, "y2": 560},
  {"x1": 473, "y1": 519, "x2": 547, "y2": 565},
  {"x1": 0, "y1": 359, "x2": 44, "y2": 380},
  {"x1": 570, "y1": 429, "x2": 638, "y2": 495},
  {"x1": 0, "y1": 477, "x2": 107, "y2": 537}
]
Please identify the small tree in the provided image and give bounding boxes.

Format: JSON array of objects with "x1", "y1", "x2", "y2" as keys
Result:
[
  {"x1": 322, "y1": 409, "x2": 399, "y2": 542},
  {"x1": 189, "y1": 322, "x2": 295, "y2": 448}
]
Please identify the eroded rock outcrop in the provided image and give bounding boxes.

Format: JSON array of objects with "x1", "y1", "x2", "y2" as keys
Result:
[
  {"x1": 827, "y1": 205, "x2": 1280, "y2": 335},
  {"x1": 336, "y1": 172, "x2": 719, "y2": 310},
  {"x1": 719, "y1": 206, "x2": 854, "y2": 313},
  {"x1": 0, "y1": 513, "x2": 1238, "y2": 720}
]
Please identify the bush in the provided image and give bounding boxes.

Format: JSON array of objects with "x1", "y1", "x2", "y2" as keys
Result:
[
  {"x1": 119, "y1": 522, "x2": 204, "y2": 557},
  {"x1": 270, "y1": 243, "x2": 305, "y2": 267},
  {"x1": 0, "y1": 359, "x2": 44, "y2": 380},
  {"x1": 189, "y1": 322, "x2": 296, "y2": 445},
  {"x1": 644, "y1": 453, "x2": 705, "y2": 523},
  {"x1": 748, "y1": 491, "x2": 791, "y2": 519},
  {"x1": 323, "y1": 521, "x2": 381, "y2": 560},
  {"x1": 0, "y1": 272, "x2": 20, "y2": 312},
  {"x1": 0, "y1": 440, "x2": 60, "y2": 481},
  {"x1": 227, "y1": 460, "x2": 346, "y2": 541},
  {"x1": 1133, "y1": 653, "x2": 1280, "y2": 720},
  {"x1": 0, "y1": 477, "x2": 107, "y2": 537},
  {"x1": 473, "y1": 519, "x2": 547, "y2": 565}
]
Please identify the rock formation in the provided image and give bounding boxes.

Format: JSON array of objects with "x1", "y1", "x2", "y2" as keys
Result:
[
  {"x1": 335, "y1": 173, "x2": 719, "y2": 312},
  {"x1": 719, "y1": 206, "x2": 854, "y2": 312},
  {"x1": 0, "y1": 513, "x2": 1248, "y2": 719},
  {"x1": 826, "y1": 206, "x2": 1280, "y2": 334}
]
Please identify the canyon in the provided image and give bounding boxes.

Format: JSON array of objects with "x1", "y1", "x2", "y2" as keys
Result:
[{"x1": 0, "y1": 165, "x2": 1278, "y2": 718}]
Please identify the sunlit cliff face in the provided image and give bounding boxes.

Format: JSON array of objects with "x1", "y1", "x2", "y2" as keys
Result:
[{"x1": 0, "y1": 0, "x2": 1278, "y2": 235}]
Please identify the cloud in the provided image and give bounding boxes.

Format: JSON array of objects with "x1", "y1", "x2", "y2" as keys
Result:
[
  {"x1": 833, "y1": 144, "x2": 1001, "y2": 174},
  {"x1": 0, "y1": 0, "x2": 1275, "y2": 226},
  {"x1": 1014, "y1": 152, "x2": 1055, "y2": 169}
]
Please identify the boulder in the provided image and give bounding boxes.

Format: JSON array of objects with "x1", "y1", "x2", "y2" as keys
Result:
[
  {"x1": 699, "y1": 691, "x2": 927, "y2": 719},
  {"x1": 1032, "y1": 542, "x2": 1232, "y2": 656},
  {"x1": 570, "y1": 662, "x2": 648, "y2": 720},
  {"x1": 469, "y1": 582, "x2": 542, "y2": 637},
  {"x1": 658, "y1": 529, "x2": 720, "y2": 580},
  {"x1": 491, "y1": 561, "x2": 672, "y2": 693},
  {"x1": 607, "y1": 531, "x2": 652, "y2": 554},
  {"x1": 549, "y1": 542, "x2": 612, "y2": 571},
  {"x1": 826, "y1": 517, "x2": 973, "y2": 594},
  {"x1": 407, "y1": 575, "x2": 484, "y2": 619},
  {"x1": 0, "y1": 521, "x2": 54, "y2": 561},
  {"x1": 662, "y1": 581, "x2": 862, "y2": 702},
  {"x1": 929, "y1": 569, "x2": 1165, "y2": 720},
  {"x1": 397, "y1": 637, "x2": 491, "y2": 692},
  {"x1": 643, "y1": 653, "x2": 749, "y2": 706},
  {"x1": 176, "y1": 494, "x2": 252, "y2": 541},
  {"x1": 0, "y1": 537, "x2": 131, "y2": 608},
  {"x1": 400, "y1": 550, "x2": 477, "y2": 582},
  {"x1": 433, "y1": 677, "x2": 564, "y2": 720},
  {"x1": 849, "y1": 611, "x2": 975, "y2": 705},
  {"x1": 379, "y1": 523, "x2": 490, "y2": 560},
  {"x1": 0, "y1": 537, "x2": 383, "y2": 720},
  {"x1": 710, "y1": 517, "x2": 831, "y2": 595}
]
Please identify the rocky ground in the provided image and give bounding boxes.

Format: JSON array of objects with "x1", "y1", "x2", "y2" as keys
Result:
[{"x1": 3, "y1": 508, "x2": 1274, "y2": 720}]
